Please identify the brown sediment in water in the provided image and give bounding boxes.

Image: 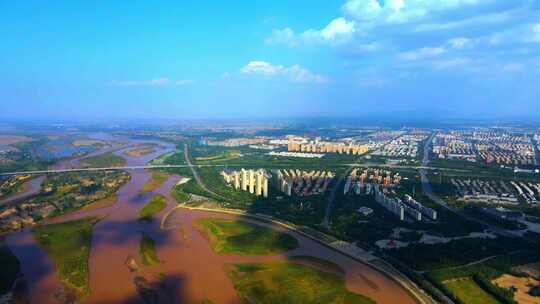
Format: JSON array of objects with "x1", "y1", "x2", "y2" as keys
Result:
[{"x1": 5, "y1": 139, "x2": 418, "y2": 304}]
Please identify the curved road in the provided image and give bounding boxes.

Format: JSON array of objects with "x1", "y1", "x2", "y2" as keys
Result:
[{"x1": 183, "y1": 143, "x2": 227, "y2": 200}]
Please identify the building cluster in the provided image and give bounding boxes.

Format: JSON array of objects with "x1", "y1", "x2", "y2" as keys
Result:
[
  {"x1": 220, "y1": 169, "x2": 269, "y2": 197},
  {"x1": 373, "y1": 185, "x2": 437, "y2": 222},
  {"x1": 451, "y1": 178, "x2": 540, "y2": 205},
  {"x1": 1, "y1": 172, "x2": 130, "y2": 233},
  {"x1": 274, "y1": 169, "x2": 335, "y2": 196},
  {"x1": 371, "y1": 134, "x2": 428, "y2": 159},
  {"x1": 432, "y1": 132, "x2": 476, "y2": 161},
  {"x1": 343, "y1": 168, "x2": 401, "y2": 195},
  {"x1": 287, "y1": 140, "x2": 369, "y2": 155},
  {"x1": 267, "y1": 151, "x2": 325, "y2": 158},
  {"x1": 205, "y1": 137, "x2": 267, "y2": 147},
  {"x1": 432, "y1": 131, "x2": 537, "y2": 165},
  {"x1": 0, "y1": 175, "x2": 31, "y2": 198}
]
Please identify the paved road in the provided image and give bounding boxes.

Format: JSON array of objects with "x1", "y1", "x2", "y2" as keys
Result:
[
  {"x1": 183, "y1": 143, "x2": 226, "y2": 200},
  {"x1": 0, "y1": 164, "x2": 229, "y2": 176},
  {"x1": 419, "y1": 133, "x2": 522, "y2": 238}
]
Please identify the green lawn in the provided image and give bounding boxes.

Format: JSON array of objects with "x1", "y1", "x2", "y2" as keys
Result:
[
  {"x1": 194, "y1": 218, "x2": 298, "y2": 255},
  {"x1": 444, "y1": 278, "x2": 502, "y2": 304},
  {"x1": 227, "y1": 263, "x2": 375, "y2": 304},
  {"x1": 141, "y1": 172, "x2": 169, "y2": 193},
  {"x1": 82, "y1": 152, "x2": 126, "y2": 167},
  {"x1": 171, "y1": 184, "x2": 191, "y2": 204},
  {"x1": 139, "y1": 233, "x2": 160, "y2": 266},
  {"x1": 138, "y1": 194, "x2": 167, "y2": 221},
  {"x1": 32, "y1": 217, "x2": 97, "y2": 297},
  {"x1": 0, "y1": 244, "x2": 20, "y2": 295}
]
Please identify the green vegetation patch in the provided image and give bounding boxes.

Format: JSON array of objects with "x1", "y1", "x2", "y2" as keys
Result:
[
  {"x1": 139, "y1": 233, "x2": 160, "y2": 266},
  {"x1": 444, "y1": 278, "x2": 502, "y2": 304},
  {"x1": 194, "y1": 218, "x2": 298, "y2": 255},
  {"x1": 227, "y1": 262, "x2": 375, "y2": 304},
  {"x1": 82, "y1": 152, "x2": 126, "y2": 167},
  {"x1": 32, "y1": 217, "x2": 97, "y2": 297},
  {"x1": 138, "y1": 194, "x2": 167, "y2": 221},
  {"x1": 171, "y1": 184, "x2": 191, "y2": 204},
  {"x1": 0, "y1": 244, "x2": 20, "y2": 295},
  {"x1": 141, "y1": 172, "x2": 169, "y2": 193},
  {"x1": 289, "y1": 255, "x2": 345, "y2": 275}
]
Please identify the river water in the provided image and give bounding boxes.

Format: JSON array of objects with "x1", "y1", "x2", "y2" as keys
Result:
[{"x1": 4, "y1": 138, "x2": 417, "y2": 304}]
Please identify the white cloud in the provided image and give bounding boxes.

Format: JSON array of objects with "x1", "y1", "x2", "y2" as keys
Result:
[
  {"x1": 318, "y1": 17, "x2": 356, "y2": 41},
  {"x1": 241, "y1": 61, "x2": 285, "y2": 75},
  {"x1": 448, "y1": 37, "x2": 471, "y2": 49},
  {"x1": 112, "y1": 78, "x2": 193, "y2": 87},
  {"x1": 266, "y1": 17, "x2": 356, "y2": 47},
  {"x1": 241, "y1": 61, "x2": 326, "y2": 83},
  {"x1": 265, "y1": 27, "x2": 297, "y2": 46},
  {"x1": 527, "y1": 23, "x2": 540, "y2": 42},
  {"x1": 399, "y1": 47, "x2": 446, "y2": 61},
  {"x1": 343, "y1": 0, "x2": 488, "y2": 25}
]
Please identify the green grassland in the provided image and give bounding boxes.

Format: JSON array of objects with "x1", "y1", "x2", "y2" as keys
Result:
[
  {"x1": 188, "y1": 142, "x2": 361, "y2": 169},
  {"x1": 227, "y1": 263, "x2": 375, "y2": 304},
  {"x1": 194, "y1": 218, "x2": 298, "y2": 255},
  {"x1": 444, "y1": 278, "x2": 502, "y2": 304},
  {"x1": 0, "y1": 244, "x2": 20, "y2": 295},
  {"x1": 138, "y1": 194, "x2": 167, "y2": 221},
  {"x1": 424, "y1": 251, "x2": 538, "y2": 304},
  {"x1": 139, "y1": 233, "x2": 160, "y2": 266},
  {"x1": 32, "y1": 217, "x2": 97, "y2": 297},
  {"x1": 82, "y1": 152, "x2": 126, "y2": 167},
  {"x1": 390, "y1": 236, "x2": 534, "y2": 272},
  {"x1": 141, "y1": 172, "x2": 169, "y2": 193}
]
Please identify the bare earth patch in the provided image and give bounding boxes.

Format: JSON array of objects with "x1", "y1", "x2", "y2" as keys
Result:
[
  {"x1": 79, "y1": 195, "x2": 118, "y2": 212},
  {"x1": 72, "y1": 139, "x2": 104, "y2": 147},
  {"x1": 493, "y1": 274, "x2": 540, "y2": 304},
  {"x1": 0, "y1": 135, "x2": 33, "y2": 145},
  {"x1": 125, "y1": 147, "x2": 156, "y2": 157},
  {"x1": 514, "y1": 263, "x2": 540, "y2": 279}
]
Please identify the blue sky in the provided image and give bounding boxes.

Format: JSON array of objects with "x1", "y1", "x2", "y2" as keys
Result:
[{"x1": 1, "y1": 1, "x2": 539, "y2": 121}]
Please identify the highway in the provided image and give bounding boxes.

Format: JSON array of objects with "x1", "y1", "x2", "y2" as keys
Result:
[
  {"x1": 182, "y1": 143, "x2": 227, "y2": 200},
  {"x1": 0, "y1": 164, "x2": 231, "y2": 176}
]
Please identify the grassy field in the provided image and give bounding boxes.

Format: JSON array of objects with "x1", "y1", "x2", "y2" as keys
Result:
[
  {"x1": 194, "y1": 218, "x2": 298, "y2": 255},
  {"x1": 32, "y1": 217, "x2": 97, "y2": 297},
  {"x1": 138, "y1": 194, "x2": 167, "y2": 221},
  {"x1": 0, "y1": 244, "x2": 20, "y2": 295},
  {"x1": 141, "y1": 172, "x2": 169, "y2": 193},
  {"x1": 444, "y1": 278, "x2": 502, "y2": 304},
  {"x1": 171, "y1": 184, "x2": 191, "y2": 204},
  {"x1": 139, "y1": 233, "x2": 160, "y2": 266},
  {"x1": 227, "y1": 263, "x2": 375, "y2": 304},
  {"x1": 82, "y1": 152, "x2": 126, "y2": 167}
]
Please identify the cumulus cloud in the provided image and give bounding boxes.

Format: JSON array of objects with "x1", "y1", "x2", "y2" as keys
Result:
[
  {"x1": 266, "y1": 0, "x2": 538, "y2": 77},
  {"x1": 266, "y1": 17, "x2": 356, "y2": 47},
  {"x1": 112, "y1": 78, "x2": 194, "y2": 87},
  {"x1": 241, "y1": 61, "x2": 326, "y2": 83}
]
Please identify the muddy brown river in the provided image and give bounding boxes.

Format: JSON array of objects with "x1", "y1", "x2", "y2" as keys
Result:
[{"x1": 5, "y1": 138, "x2": 417, "y2": 304}]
